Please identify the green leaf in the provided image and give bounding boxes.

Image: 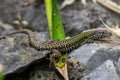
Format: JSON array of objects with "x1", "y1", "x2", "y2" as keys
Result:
[
  {"x1": 51, "y1": 0, "x2": 65, "y2": 40},
  {"x1": 0, "y1": 72, "x2": 4, "y2": 80},
  {"x1": 45, "y1": 0, "x2": 52, "y2": 38},
  {"x1": 45, "y1": 0, "x2": 67, "y2": 67}
]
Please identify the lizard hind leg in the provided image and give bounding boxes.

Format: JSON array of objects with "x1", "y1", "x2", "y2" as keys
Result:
[
  {"x1": 50, "y1": 49, "x2": 61, "y2": 63},
  {"x1": 45, "y1": 49, "x2": 61, "y2": 68}
]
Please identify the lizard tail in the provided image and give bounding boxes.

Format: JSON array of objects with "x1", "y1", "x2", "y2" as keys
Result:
[
  {"x1": 0, "y1": 29, "x2": 32, "y2": 39},
  {"x1": 0, "y1": 29, "x2": 45, "y2": 50}
]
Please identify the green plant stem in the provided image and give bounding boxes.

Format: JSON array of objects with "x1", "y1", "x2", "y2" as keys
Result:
[{"x1": 45, "y1": 0, "x2": 67, "y2": 67}]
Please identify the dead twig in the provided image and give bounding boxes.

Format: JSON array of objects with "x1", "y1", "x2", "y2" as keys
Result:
[
  {"x1": 21, "y1": 0, "x2": 37, "y2": 7},
  {"x1": 101, "y1": 19, "x2": 120, "y2": 38},
  {"x1": 97, "y1": 0, "x2": 120, "y2": 14}
]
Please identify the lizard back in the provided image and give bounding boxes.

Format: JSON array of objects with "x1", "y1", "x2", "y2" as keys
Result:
[{"x1": 0, "y1": 29, "x2": 111, "y2": 53}]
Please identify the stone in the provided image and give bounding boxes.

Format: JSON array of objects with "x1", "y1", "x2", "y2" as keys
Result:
[
  {"x1": 81, "y1": 60, "x2": 120, "y2": 80},
  {"x1": 0, "y1": 32, "x2": 50, "y2": 75}
]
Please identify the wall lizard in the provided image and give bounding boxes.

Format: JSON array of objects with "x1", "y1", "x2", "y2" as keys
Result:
[{"x1": 0, "y1": 28, "x2": 111, "y2": 54}]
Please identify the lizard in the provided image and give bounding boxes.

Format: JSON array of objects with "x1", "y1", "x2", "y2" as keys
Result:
[{"x1": 0, "y1": 28, "x2": 111, "y2": 61}]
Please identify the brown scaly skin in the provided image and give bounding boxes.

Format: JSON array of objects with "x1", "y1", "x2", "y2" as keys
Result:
[{"x1": 0, "y1": 28, "x2": 111, "y2": 53}]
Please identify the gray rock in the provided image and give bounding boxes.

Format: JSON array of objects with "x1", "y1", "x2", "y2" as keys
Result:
[
  {"x1": 115, "y1": 57, "x2": 120, "y2": 78},
  {"x1": 86, "y1": 45, "x2": 120, "y2": 72},
  {"x1": 69, "y1": 43, "x2": 108, "y2": 65},
  {"x1": 0, "y1": 32, "x2": 50, "y2": 75},
  {"x1": 0, "y1": 0, "x2": 120, "y2": 36},
  {"x1": 81, "y1": 60, "x2": 120, "y2": 80},
  {"x1": 69, "y1": 43, "x2": 120, "y2": 72}
]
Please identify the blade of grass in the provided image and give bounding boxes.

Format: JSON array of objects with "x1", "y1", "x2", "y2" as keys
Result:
[
  {"x1": 45, "y1": 0, "x2": 66, "y2": 68},
  {"x1": 51, "y1": 0, "x2": 65, "y2": 40},
  {"x1": 0, "y1": 73, "x2": 4, "y2": 80},
  {"x1": 45, "y1": 0, "x2": 68, "y2": 79},
  {"x1": 0, "y1": 64, "x2": 4, "y2": 80},
  {"x1": 45, "y1": 0, "x2": 52, "y2": 38}
]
